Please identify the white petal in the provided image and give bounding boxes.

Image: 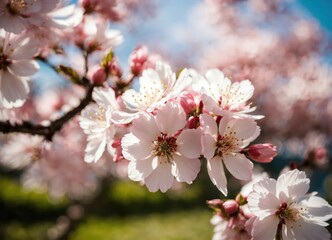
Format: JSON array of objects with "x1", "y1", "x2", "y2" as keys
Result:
[
  {"x1": 92, "y1": 87, "x2": 118, "y2": 109},
  {"x1": 8, "y1": 60, "x2": 39, "y2": 76},
  {"x1": 171, "y1": 155, "x2": 201, "y2": 184},
  {"x1": 131, "y1": 112, "x2": 159, "y2": 142},
  {"x1": 199, "y1": 113, "x2": 218, "y2": 136},
  {"x1": 145, "y1": 163, "x2": 174, "y2": 193},
  {"x1": 127, "y1": 156, "x2": 157, "y2": 181},
  {"x1": 207, "y1": 156, "x2": 228, "y2": 195},
  {"x1": 251, "y1": 215, "x2": 279, "y2": 240},
  {"x1": 226, "y1": 118, "x2": 259, "y2": 143},
  {"x1": 283, "y1": 218, "x2": 331, "y2": 240},
  {"x1": 177, "y1": 129, "x2": 202, "y2": 159},
  {"x1": 299, "y1": 195, "x2": 332, "y2": 225},
  {"x1": 155, "y1": 102, "x2": 186, "y2": 135},
  {"x1": 201, "y1": 134, "x2": 216, "y2": 160},
  {"x1": 171, "y1": 68, "x2": 191, "y2": 95},
  {"x1": 10, "y1": 37, "x2": 38, "y2": 59},
  {"x1": 121, "y1": 133, "x2": 153, "y2": 161},
  {"x1": 223, "y1": 154, "x2": 253, "y2": 181},
  {"x1": 84, "y1": 133, "x2": 106, "y2": 163},
  {"x1": 276, "y1": 169, "x2": 309, "y2": 201},
  {"x1": 0, "y1": 71, "x2": 29, "y2": 108},
  {"x1": 111, "y1": 110, "x2": 138, "y2": 124}
]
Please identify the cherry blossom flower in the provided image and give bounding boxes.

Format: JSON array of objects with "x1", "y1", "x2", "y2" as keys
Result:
[
  {"x1": 112, "y1": 61, "x2": 191, "y2": 124},
  {"x1": 200, "y1": 113, "x2": 260, "y2": 195},
  {"x1": 0, "y1": 30, "x2": 39, "y2": 108},
  {"x1": 21, "y1": 120, "x2": 99, "y2": 200},
  {"x1": 0, "y1": 134, "x2": 44, "y2": 169},
  {"x1": 201, "y1": 69, "x2": 262, "y2": 119},
  {"x1": 121, "y1": 102, "x2": 202, "y2": 192},
  {"x1": 247, "y1": 169, "x2": 332, "y2": 240},
  {"x1": 80, "y1": 87, "x2": 119, "y2": 163},
  {"x1": 0, "y1": 0, "x2": 80, "y2": 35}
]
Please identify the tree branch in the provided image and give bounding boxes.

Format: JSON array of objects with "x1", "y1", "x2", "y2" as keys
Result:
[{"x1": 0, "y1": 84, "x2": 95, "y2": 141}]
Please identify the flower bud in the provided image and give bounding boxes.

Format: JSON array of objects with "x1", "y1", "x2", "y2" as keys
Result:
[
  {"x1": 180, "y1": 93, "x2": 196, "y2": 114},
  {"x1": 108, "y1": 59, "x2": 122, "y2": 78},
  {"x1": 248, "y1": 143, "x2": 277, "y2": 163},
  {"x1": 92, "y1": 67, "x2": 107, "y2": 85},
  {"x1": 129, "y1": 45, "x2": 148, "y2": 76},
  {"x1": 187, "y1": 116, "x2": 199, "y2": 129},
  {"x1": 207, "y1": 199, "x2": 223, "y2": 209},
  {"x1": 223, "y1": 200, "x2": 239, "y2": 215}
]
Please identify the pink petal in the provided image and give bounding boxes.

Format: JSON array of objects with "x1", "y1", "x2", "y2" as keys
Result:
[
  {"x1": 251, "y1": 215, "x2": 279, "y2": 240},
  {"x1": 283, "y1": 218, "x2": 331, "y2": 240},
  {"x1": 0, "y1": 71, "x2": 29, "y2": 108},
  {"x1": 155, "y1": 102, "x2": 186, "y2": 135},
  {"x1": 199, "y1": 113, "x2": 218, "y2": 136},
  {"x1": 201, "y1": 134, "x2": 216, "y2": 160},
  {"x1": 171, "y1": 155, "x2": 201, "y2": 184},
  {"x1": 177, "y1": 129, "x2": 202, "y2": 159},
  {"x1": 131, "y1": 113, "x2": 159, "y2": 142},
  {"x1": 121, "y1": 133, "x2": 153, "y2": 161},
  {"x1": 207, "y1": 156, "x2": 228, "y2": 195},
  {"x1": 127, "y1": 156, "x2": 157, "y2": 181},
  {"x1": 0, "y1": 14, "x2": 26, "y2": 34},
  {"x1": 8, "y1": 60, "x2": 39, "y2": 76},
  {"x1": 145, "y1": 163, "x2": 174, "y2": 193},
  {"x1": 223, "y1": 153, "x2": 253, "y2": 181},
  {"x1": 226, "y1": 118, "x2": 259, "y2": 142}
]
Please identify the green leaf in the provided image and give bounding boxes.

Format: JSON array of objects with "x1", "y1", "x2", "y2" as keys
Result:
[
  {"x1": 176, "y1": 67, "x2": 186, "y2": 79},
  {"x1": 56, "y1": 65, "x2": 81, "y2": 84},
  {"x1": 101, "y1": 49, "x2": 114, "y2": 68}
]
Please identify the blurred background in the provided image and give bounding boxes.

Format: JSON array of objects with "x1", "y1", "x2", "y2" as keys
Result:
[{"x1": 0, "y1": 0, "x2": 332, "y2": 239}]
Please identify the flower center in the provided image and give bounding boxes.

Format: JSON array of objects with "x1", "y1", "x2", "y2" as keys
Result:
[
  {"x1": 0, "y1": 53, "x2": 11, "y2": 70},
  {"x1": 153, "y1": 133, "x2": 177, "y2": 162},
  {"x1": 216, "y1": 133, "x2": 239, "y2": 157},
  {"x1": 87, "y1": 106, "x2": 107, "y2": 122},
  {"x1": 6, "y1": 0, "x2": 27, "y2": 15},
  {"x1": 275, "y1": 202, "x2": 301, "y2": 222}
]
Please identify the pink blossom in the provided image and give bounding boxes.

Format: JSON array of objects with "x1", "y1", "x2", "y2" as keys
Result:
[
  {"x1": 200, "y1": 113, "x2": 260, "y2": 195},
  {"x1": 112, "y1": 61, "x2": 191, "y2": 124},
  {"x1": 247, "y1": 143, "x2": 277, "y2": 163},
  {"x1": 0, "y1": 30, "x2": 39, "y2": 108},
  {"x1": 129, "y1": 45, "x2": 149, "y2": 76},
  {"x1": 247, "y1": 169, "x2": 332, "y2": 240},
  {"x1": 80, "y1": 87, "x2": 119, "y2": 163},
  {"x1": 121, "y1": 102, "x2": 202, "y2": 192}
]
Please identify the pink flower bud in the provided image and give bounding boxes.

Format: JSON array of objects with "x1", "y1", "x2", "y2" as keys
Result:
[
  {"x1": 92, "y1": 67, "x2": 106, "y2": 85},
  {"x1": 248, "y1": 143, "x2": 277, "y2": 163},
  {"x1": 180, "y1": 93, "x2": 196, "y2": 114},
  {"x1": 129, "y1": 45, "x2": 148, "y2": 76},
  {"x1": 223, "y1": 200, "x2": 239, "y2": 215},
  {"x1": 187, "y1": 116, "x2": 199, "y2": 129},
  {"x1": 108, "y1": 59, "x2": 122, "y2": 78},
  {"x1": 207, "y1": 199, "x2": 224, "y2": 209}
]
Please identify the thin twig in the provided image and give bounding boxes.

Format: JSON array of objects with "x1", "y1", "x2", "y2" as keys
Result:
[{"x1": 0, "y1": 84, "x2": 95, "y2": 141}]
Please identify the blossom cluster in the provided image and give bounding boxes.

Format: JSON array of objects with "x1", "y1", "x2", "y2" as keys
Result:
[
  {"x1": 0, "y1": 1, "x2": 331, "y2": 240},
  {"x1": 79, "y1": 60, "x2": 279, "y2": 194},
  {"x1": 208, "y1": 170, "x2": 332, "y2": 240}
]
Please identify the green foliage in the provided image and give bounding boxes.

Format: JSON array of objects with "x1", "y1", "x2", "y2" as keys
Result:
[
  {"x1": 101, "y1": 49, "x2": 114, "y2": 68},
  {"x1": 70, "y1": 210, "x2": 213, "y2": 240}
]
